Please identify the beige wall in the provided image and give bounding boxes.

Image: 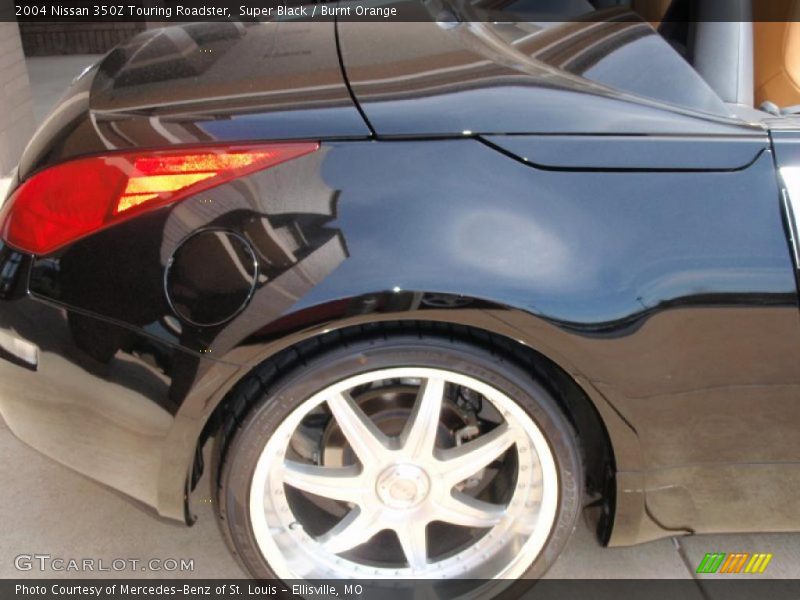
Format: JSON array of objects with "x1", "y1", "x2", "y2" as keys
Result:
[{"x1": 0, "y1": 23, "x2": 34, "y2": 175}]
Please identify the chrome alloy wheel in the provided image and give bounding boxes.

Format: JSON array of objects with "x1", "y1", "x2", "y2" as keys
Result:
[{"x1": 249, "y1": 367, "x2": 559, "y2": 579}]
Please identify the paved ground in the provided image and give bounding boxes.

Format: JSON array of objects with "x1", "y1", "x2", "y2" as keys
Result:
[
  {"x1": 0, "y1": 410, "x2": 690, "y2": 580},
  {"x1": 0, "y1": 54, "x2": 798, "y2": 587}
]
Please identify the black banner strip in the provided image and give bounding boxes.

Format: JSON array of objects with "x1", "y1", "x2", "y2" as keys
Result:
[{"x1": 4, "y1": 0, "x2": 800, "y2": 23}]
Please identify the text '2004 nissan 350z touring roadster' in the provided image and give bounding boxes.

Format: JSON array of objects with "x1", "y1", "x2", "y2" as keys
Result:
[{"x1": 2, "y1": 0, "x2": 800, "y2": 591}]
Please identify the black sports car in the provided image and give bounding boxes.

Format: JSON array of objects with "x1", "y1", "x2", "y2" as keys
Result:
[{"x1": 2, "y1": 0, "x2": 800, "y2": 589}]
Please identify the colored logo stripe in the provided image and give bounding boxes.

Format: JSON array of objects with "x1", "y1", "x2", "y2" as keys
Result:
[
  {"x1": 720, "y1": 553, "x2": 749, "y2": 573},
  {"x1": 697, "y1": 553, "x2": 726, "y2": 573},
  {"x1": 745, "y1": 553, "x2": 773, "y2": 573},
  {"x1": 696, "y1": 552, "x2": 773, "y2": 574}
]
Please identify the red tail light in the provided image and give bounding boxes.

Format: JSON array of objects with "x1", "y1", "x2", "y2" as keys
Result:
[{"x1": 0, "y1": 142, "x2": 319, "y2": 255}]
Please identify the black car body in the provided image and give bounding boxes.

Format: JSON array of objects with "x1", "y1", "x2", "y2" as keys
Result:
[{"x1": 2, "y1": 1, "x2": 800, "y2": 583}]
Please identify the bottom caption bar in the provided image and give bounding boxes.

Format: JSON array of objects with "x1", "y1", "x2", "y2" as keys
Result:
[{"x1": 6, "y1": 580, "x2": 800, "y2": 600}]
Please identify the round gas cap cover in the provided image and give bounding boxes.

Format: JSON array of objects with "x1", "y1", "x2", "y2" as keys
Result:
[{"x1": 166, "y1": 230, "x2": 258, "y2": 327}]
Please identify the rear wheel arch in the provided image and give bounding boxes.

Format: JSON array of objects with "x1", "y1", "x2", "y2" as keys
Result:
[{"x1": 195, "y1": 317, "x2": 617, "y2": 545}]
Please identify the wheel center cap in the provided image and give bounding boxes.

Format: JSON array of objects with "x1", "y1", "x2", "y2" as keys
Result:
[{"x1": 376, "y1": 464, "x2": 430, "y2": 509}]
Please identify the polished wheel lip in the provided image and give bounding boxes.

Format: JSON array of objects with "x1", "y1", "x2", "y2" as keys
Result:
[{"x1": 249, "y1": 367, "x2": 559, "y2": 580}]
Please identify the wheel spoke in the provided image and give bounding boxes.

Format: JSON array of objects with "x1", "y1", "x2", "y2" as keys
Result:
[
  {"x1": 282, "y1": 462, "x2": 365, "y2": 504},
  {"x1": 317, "y1": 508, "x2": 383, "y2": 554},
  {"x1": 327, "y1": 391, "x2": 391, "y2": 466},
  {"x1": 395, "y1": 522, "x2": 429, "y2": 571},
  {"x1": 400, "y1": 377, "x2": 445, "y2": 458},
  {"x1": 437, "y1": 423, "x2": 516, "y2": 485},
  {"x1": 435, "y1": 492, "x2": 506, "y2": 528}
]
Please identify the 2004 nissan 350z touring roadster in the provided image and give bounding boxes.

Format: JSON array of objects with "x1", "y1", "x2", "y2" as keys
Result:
[{"x1": 3, "y1": 0, "x2": 800, "y2": 590}]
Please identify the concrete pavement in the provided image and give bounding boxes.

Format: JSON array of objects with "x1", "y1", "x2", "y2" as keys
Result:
[
  {"x1": 0, "y1": 409, "x2": 689, "y2": 580},
  {"x1": 3, "y1": 405, "x2": 799, "y2": 582}
]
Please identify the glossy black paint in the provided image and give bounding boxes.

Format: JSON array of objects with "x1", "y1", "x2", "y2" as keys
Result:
[
  {"x1": 1, "y1": 15, "x2": 800, "y2": 549},
  {"x1": 17, "y1": 21, "x2": 369, "y2": 181}
]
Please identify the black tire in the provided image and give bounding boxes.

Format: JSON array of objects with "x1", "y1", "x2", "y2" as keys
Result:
[{"x1": 215, "y1": 330, "x2": 583, "y2": 587}]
